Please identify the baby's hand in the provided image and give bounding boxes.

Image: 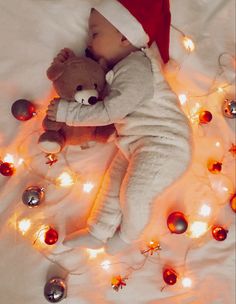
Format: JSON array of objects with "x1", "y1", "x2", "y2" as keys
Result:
[
  {"x1": 46, "y1": 98, "x2": 59, "y2": 121},
  {"x1": 52, "y1": 48, "x2": 76, "y2": 64}
]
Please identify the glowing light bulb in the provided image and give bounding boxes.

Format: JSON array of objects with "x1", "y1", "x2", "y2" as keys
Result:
[
  {"x1": 101, "y1": 260, "x2": 111, "y2": 270},
  {"x1": 217, "y1": 87, "x2": 224, "y2": 93},
  {"x1": 182, "y1": 277, "x2": 192, "y2": 288},
  {"x1": 83, "y1": 182, "x2": 94, "y2": 193},
  {"x1": 18, "y1": 219, "x2": 31, "y2": 235},
  {"x1": 189, "y1": 221, "x2": 208, "y2": 238},
  {"x1": 178, "y1": 94, "x2": 188, "y2": 105},
  {"x1": 3, "y1": 154, "x2": 24, "y2": 167},
  {"x1": 199, "y1": 204, "x2": 212, "y2": 217},
  {"x1": 189, "y1": 102, "x2": 201, "y2": 123},
  {"x1": 215, "y1": 141, "x2": 221, "y2": 147},
  {"x1": 18, "y1": 158, "x2": 24, "y2": 165},
  {"x1": 3, "y1": 154, "x2": 14, "y2": 163},
  {"x1": 87, "y1": 248, "x2": 105, "y2": 259},
  {"x1": 57, "y1": 172, "x2": 75, "y2": 187},
  {"x1": 222, "y1": 186, "x2": 230, "y2": 192},
  {"x1": 183, "y1": 36, "x2": 195, "y2": 52}
]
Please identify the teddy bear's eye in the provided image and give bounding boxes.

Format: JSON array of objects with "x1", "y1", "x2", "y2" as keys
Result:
[
  {"x1": 76, "y1": 85, "x2": 83, "y2": 91},
  {"x1": 94, "y1": 83, "x2": 98, "y2": 89}
]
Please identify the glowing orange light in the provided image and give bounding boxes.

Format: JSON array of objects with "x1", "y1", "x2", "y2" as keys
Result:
[
  {"x1": 87, "y1": 248, "x2": 105, "y2": 259},
  {"x1": 182, "y1": 277, "x2": 192, "y2": 288},
  {"x1": 3, "y1": 154, "x2": 24, "y2": 167},
  {"x1": 178, "y1": 94, "x2": 187, "y2": 105},
  {"x1": 101, "y1": 260, "x2": 111, "y2": 270},
  {"x1": 83, "y1": 182, "x2": 94, "y2": 193},
  {"x1": 189, "y1": 221, "x2": 208, "y2": 238},
  {"x1": 189, "y1": 102, "x2": 201, "y2": 124},
  {"x1": 3, "y1": 154, "x2": 14, "y2": 163},
  {"x1": 57, "y1": 172, "x2": 75, "y2": 187},
  {"x1": 199, "y1": 204, "x2": 212, "y2": 217},
  {"x1": 183, "y1": 36, "x2": 195, "y2": 52},
  {"x1": 217, "y1": 87, "x2": 224, "y2": 93},
  {"x1": 18, "y1": 219, "x2": 31, "y2": 235}
]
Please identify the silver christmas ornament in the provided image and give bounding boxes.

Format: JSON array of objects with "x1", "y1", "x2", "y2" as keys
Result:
[
  {"x1": 22, "y1": 186, "x2": 44, "y2": 207},
  {"x1": 44, "y1": 277, "x2": 67, "y2": 303},
  {"x1": 223, "y1": 99, "x2": 236, "y2": 119}
]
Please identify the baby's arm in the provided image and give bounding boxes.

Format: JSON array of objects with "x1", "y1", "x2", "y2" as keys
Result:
[{"x1": 53, "y1": 56, "x2": 153, "y2": 126}]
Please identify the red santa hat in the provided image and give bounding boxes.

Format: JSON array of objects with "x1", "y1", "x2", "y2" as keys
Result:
[{"x1": 93, "y1": 0, "x2": 171, "y2": 63}]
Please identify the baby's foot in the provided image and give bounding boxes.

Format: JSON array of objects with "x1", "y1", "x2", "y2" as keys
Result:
[
  {"x1": 52, "y1": 48, "x2": 76, "y2": 64},
  {"x1": 62, "y1": 228, "x2": 104, "y2": 249}
]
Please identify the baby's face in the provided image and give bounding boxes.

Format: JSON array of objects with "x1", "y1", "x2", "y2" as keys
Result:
[{"x1": 88, "y1": 9, "x2": 124, "y2": 67}]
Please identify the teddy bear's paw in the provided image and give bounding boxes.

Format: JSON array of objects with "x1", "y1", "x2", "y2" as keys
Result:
[
  {"x1": 38, "y1": 140, "x2": 62, "y2": 154},
  {"x1": 38, "y1": 131, "x2": 65, "y2": 154}
]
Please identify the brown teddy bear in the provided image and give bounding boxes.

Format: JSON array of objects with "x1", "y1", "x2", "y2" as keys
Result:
[{"x1": 38, "y1": 50, "x2": 115, "y2": 154}]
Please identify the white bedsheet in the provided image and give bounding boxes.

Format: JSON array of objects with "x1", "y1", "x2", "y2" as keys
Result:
[{"x1": 0, "y1": 1, "x2": 235, "y2": 303}]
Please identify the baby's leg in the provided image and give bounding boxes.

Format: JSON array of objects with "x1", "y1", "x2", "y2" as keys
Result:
[
  {"x1": 119, "y1": 151, "x2": 180, "y2": 243},
  {"x1": 63, "y1": 150, "x2": 128, "y2": 248},
  {"x1": 88, "y1": 150, "x2": 128, "y2": 241}
]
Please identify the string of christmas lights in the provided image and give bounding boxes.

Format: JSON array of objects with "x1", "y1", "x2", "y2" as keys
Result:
[{"x1": 0, "y1": 22, "x2": 235, "y2": 303}]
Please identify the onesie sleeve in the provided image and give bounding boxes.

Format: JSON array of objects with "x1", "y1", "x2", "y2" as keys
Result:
[{"x1": 56, "y1": 53, "x2": 153, "y2": 127}]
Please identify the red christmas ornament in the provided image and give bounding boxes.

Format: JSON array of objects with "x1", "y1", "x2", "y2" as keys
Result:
[
  {"x1": 207, "y1": 160, "x2": 222, "y2": 174},
  {"x1": 0, "y1": 162, "x2": 15, "y2": 176},
  {"x1": 167, "y1": 211, "x2": 188, "y2": 234},
  {"x1": 11, "y1": 99, "x2": 36, "y2": 121},
  {"x1": 230, "y1": 193, "x2": 236, "y2": 212},
  {"x1": 212, "y1": 226, "x2": 228, "y2": 241},
  {"x1": 163, "y1": 268, "x2": 178, "y2": 285},
  {"x1": 44, "y1": 227, "x2": 58, "y2": 245},
  {"x1": 199, "y1": 110, "x2": 213, "y2": 124}
]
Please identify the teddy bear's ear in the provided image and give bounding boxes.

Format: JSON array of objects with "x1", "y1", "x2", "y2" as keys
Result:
[{"x1": 46, "y1": 63, "x2": 64, "y2": 81}]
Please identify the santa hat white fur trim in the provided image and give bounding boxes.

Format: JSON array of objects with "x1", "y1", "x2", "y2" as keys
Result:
[{"x1": 93, "y1": 0, "x2": 149, "y2": 48}]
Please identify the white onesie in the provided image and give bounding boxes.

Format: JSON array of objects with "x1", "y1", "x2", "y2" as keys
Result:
[{"x1": 57, "y1": 49, "x2": 191, "y2": 243}]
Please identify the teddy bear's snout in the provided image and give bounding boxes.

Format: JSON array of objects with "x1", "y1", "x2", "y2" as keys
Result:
[{"x1": 74, "y1": 89, "x2": 98, "y2": 105}]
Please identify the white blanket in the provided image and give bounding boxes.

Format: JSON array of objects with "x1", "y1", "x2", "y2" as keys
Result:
[{"x1": 0, "y1": 1, "x2": 235, "y2": 303}]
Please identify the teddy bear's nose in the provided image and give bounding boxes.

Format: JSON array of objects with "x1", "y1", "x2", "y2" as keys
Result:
[
  {"x1": 88, "y1": 96, "x2": 98, "y2": 105},
  {"x1": 74, "y1": 89, "x2": 98, "y2": 105}
]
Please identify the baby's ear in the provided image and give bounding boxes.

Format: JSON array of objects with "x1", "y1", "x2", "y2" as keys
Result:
[{"x1": 47, "y1": 63, "x2": 64, "y2": 81}]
